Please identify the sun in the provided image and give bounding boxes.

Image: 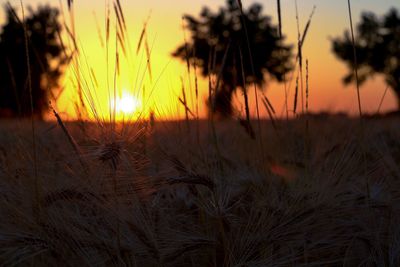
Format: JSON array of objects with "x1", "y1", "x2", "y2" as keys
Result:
[{"x1": 114, "y1": 91, "x2": 141, "y2": 116}]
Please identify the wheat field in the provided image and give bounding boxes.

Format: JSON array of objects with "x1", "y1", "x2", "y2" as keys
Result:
[
  {"x1": 0, "y1": 116, "x2": 400, "y2": 266},
  {"x1": 1, "y1": 0, "x2": 400, "y2": 266}
]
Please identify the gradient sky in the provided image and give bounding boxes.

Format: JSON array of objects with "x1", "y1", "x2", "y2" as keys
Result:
[{"x1": 2, "y1": 0, "x2": 400, "y2": 119}]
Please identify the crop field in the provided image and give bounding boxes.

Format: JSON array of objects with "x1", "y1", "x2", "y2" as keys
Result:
[
  {"x1": 0, "y1": 116, "x2": 400, "y2": 266},
  {"x1": 0, "y1": 0, "x2": 399, "y2": 265}
]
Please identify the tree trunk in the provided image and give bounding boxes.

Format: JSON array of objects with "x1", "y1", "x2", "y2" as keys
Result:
[
  {"x1": 390, "y1": 83, "x2": 400, "y2": 112},
  {"x1": 396, "y1": 87, "x2": 400, "y2": 111},
  {"x1": 211, "y1": 83, "x2": 234, "y2": 118}
]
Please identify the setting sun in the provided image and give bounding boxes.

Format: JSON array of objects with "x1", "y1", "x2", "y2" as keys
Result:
[{"x1": 112, "y1": 92, "x2": 142, "y2": 117}]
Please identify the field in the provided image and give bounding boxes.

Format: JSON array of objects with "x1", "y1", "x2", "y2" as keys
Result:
[
  {"x1": 1, "y1": 0, "x2": 399, "y2": 265},
  {"x1": 1, "y1": 116, "x2": 400, "y2": 266}
]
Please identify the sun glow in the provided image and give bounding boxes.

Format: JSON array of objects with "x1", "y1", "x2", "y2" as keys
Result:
[{"x1": 112, "y1": 92, "x2": 142, "y2": 118}]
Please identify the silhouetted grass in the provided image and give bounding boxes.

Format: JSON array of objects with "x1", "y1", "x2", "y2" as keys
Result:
[{"x1": 1, "y1": 117, "x2": 400, "y2": 266}]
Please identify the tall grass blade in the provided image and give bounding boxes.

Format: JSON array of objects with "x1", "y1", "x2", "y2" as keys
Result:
[
  {"x1": 116, "y1": 31, "x2": 127, "y2": 57},
  {"x1": 136, "y1": 12, "x2": 151, "y2": 54},
  {"x1": 20, "y1": 0, "x2": 40, "y2": 217},
  {"x1": 239, "y1": 47, "x2": 253, "y2": 138},
  {"x1": 263, "y1": 93, "x2": 276, "y2": 114},
  {"x1": 306, "y1": 59, "x2": 309, "y2": 113},
  {"x1": 67, "y1": 0, "x2": 73, "y2": 10},
  {"x1": 236, "y1": 0, "x2": 264, "y2": 159},
  {"x1": 300, "y1": 6, "x2": 316, "y2": 50},
  {"x1": 346, "y1": 0, "x2": 363, "y2": 117},
  {"x1": 295, "y1": 0, "x2": 304, "y2": 113},
  {"x1": 180, "y1": 77, "x2": 191, "y2": 130},
  {"x1": 49, "y1": 103, "x2": 86, "y2": 170},
  {"x1": 277, "y1": 0, "x2": 282, "y2": 38},
  {"x1": 178, "y1": 97, "x2": 195, "y2": 118},
  {"x1": 294, "y1": 75, "x2": 299, "y2": 114},
  {"x1": 106, "y1": 7, "x2": 110, "y2": 43},
  {"x1": 6, "y1": 2, "x2": 22, "y2": 24},
  {"x1": 114, "y1": 2, "x2": 125, "y2": 40},
  {"x1": 377, "y1": 85, "x2": 390, "y2": 114},
  {"x1": 262, "y1": 97, "x2": 277, "y2": 132},
  {"x1": 115, "y1": 0, "x2": 126, "y2": 31},
  {"x1": 144, "y1": 35, "x2": 153, "y2": 82}
]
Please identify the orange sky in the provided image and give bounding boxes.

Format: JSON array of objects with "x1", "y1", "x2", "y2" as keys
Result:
[{"x1": 2, "y1": 0, "x2": 400, "y2": 120}]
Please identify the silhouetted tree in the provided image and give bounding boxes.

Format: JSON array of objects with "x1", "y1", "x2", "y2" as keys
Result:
[
  {"x1": 332, "y1": 8, "x2": 400, "y2": 109},
  {"x1": 0, "y1": 4, "x2": 66, "y2": 118},
  {"x1": 173, "y1": 0, "x2": 293, "y2": 117}
]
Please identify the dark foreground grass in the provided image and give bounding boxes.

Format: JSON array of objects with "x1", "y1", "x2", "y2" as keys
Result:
[{"x1": 0, "y1": 116, "x2": 400, "y2": 266}]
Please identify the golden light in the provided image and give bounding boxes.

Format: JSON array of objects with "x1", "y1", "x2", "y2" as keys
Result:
[{"x1": 112, "y1": 91, "x2": 142, "y2": 118}]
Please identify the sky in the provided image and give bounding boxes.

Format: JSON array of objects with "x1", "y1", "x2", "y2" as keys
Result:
[{"x1": 2, "y1": 0, "x2": 400, "y2": 120}]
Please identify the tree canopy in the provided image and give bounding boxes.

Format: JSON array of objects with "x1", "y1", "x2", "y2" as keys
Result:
[
  {"x1": 0, "y1": 4, "x2": 66, "y2": 118},
  {"x1": 332, "y1": 8, "x2": 400, "y2": 109},
  {"x1": 173, "y1": 0, "x2": 293, "y2": 117}
]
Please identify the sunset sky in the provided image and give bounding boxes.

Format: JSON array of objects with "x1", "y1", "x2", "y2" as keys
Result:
[{"x1": 2, "y1": 0, "x2": 400, "y2": 120}]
